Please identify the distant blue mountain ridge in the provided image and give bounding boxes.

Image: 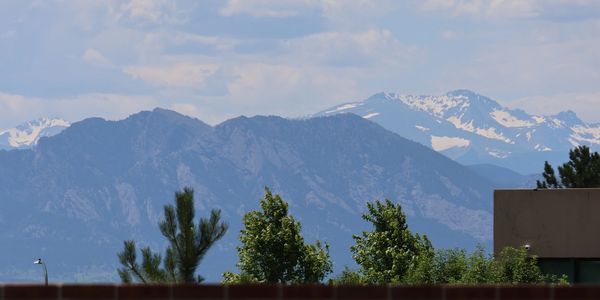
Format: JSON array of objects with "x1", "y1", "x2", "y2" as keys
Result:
[{"x1": 0, "y1": 109, "x2": 494, "y2": 282}]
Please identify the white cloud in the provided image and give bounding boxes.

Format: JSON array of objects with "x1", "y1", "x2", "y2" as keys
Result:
[
  {"x1": 82, "y1": 48, "x2": 113, "y2": 67},
  {"x1": 220, "y1": 0, "x2": 318, "y2": 17},
  {"x1": 0, "y1": 93, "x2": 35, "y2": 116},
  {"x1": 115, "y1": 0, "x2": 188, "y2": 25},
  {"x1": 224, "y1": 63, "x2": 359, "y2": 116},
  {"x1": 170, "y1": 103, "x2": 202, "y2": 118},
  {"x1": 319, "y1": 0, "x2": 399, "y2": 28},
  {"x1": 219, "y1": 0, "x2": 397, "y2": 23},
  {"x1": 123, "y1": 63, "x2": 220, "y2": 88},
  {"x1": 0, "y1": 92, "x2": 160, "y2": 128},
  {"x1": 419, "y1": 0, "x2": 600, "y2": 20},
  {"x1": 432, "y1": 22, "x2": 600, "y2": 102},
  {"x1": 281, "y1": 29, "x2": 420, "y2": 68},
  {"x1": 420, "y1": 0, "x2": 537, "y2": 18},
  {"x1": 441, "y1": 30, "x2": 458, "y2": 40},
  {"x1": 169, "y1": 32, "x2": 239, "y2": 52}
]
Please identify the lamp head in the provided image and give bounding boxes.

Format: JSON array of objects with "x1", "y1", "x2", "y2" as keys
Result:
[{"x1": 34, "y1": 258, "x2": 42, "y2": 264}]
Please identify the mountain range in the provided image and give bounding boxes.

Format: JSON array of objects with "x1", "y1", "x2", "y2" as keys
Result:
[
  {"x1": 0, "y1": 109, "x2": 493, "y2": 282},
  {"x1": 316, "y1": 90, "x2": 597, "y2": 174},
  {"x1": 5, "y1": 90, "x2": 591, "y2": 175}
]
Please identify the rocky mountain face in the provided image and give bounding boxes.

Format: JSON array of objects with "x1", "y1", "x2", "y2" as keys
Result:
[
  {"x1": 315, "y1": 90, "x2": 599, "y2": 174},
  {"x1": 0, "y1": 118, "x2": 70, "y2": 150},
  {"x1": 0, "y1": 109, "x2": 493, "y2": 282}
]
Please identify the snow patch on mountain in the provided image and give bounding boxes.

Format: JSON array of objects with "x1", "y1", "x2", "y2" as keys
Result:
[
  {"x1": 446, "y1": 116, "x2": 475, "y2": 132},
  {"x1": 475, "y1": 127, "x2": 513, "y2": 144},
  {"x1": 571, "y1": 125, "x2": 600, "y2": 145},
  {"x1": 490, "y1": 109, "x2": 534, "y2": 128},
  {"x1": 532, "y1": 116, "x2": 546, "y2": 124},
  {"x1": 525, "y1": 130, "x2": 534, "y2": 141},
  {"x1": 534, "y1": 144, "x2": 552, "y2": 151},
  {"x1": 0, "y1": 118, "x2": 70, "y2": 150},
  {"x1": 486, "y1": 148, "x2": 511, "y2": 159},
  {"x1": 447, "y1": 116, "x2": 512, "y2": 143},
  {"x1": 431, "y1": 136, "x2": 470, "y2": 151},
  {"x1": 389, "y1": 93, "x2": 471, "y2": 118},
  {"x1": 362, "y1": 112, "x2": 379, "y2": 119},
  {"x1": 324, "y1": 103, "x2": 362, "y2": 114}
]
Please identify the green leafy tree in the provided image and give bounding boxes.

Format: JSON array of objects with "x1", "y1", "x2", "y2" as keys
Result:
[
  {"x1": 223, "y1": 187, "x2": 332, "y2": 283},
  {"x1": 404, "y1": 244, "x2": 436, "y2": 284},
  {"x1": 406, "y1": 248, "x2": 469, "y2": 284},
  {"x1": 434, "y1": 248, "x2": 468, "y2": 284},
  {"x1": 461, "y1": 245, "x2": 493, "y2": 283},
  {"x1": 348, "y1": 199, "x2": 559, "y2": 285},
  {"x1": 537, "y1": 145, "x2": 600, "y2": 188},
  {"x1": 328, "y1": 267, "x2": 366, "y2": 285},
  {"x1": 117, "y1": 187, "x2": 228, "y2": 283},
  {"x1": 404, "y1": 246, "x2": 548, "y2": 284},
  {"x1": 351, "y1": 199, "x2": 432, "y2": 284},
  {"x1": 489, "y1": 247, "x2": 545, "y2": 283}
]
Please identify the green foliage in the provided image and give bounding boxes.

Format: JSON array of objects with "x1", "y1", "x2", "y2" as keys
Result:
[
  {"x1": 490, "y1": 247, "x2": 545, "y2": 283},
  {"x1": 328, "y1": 267, "x2": 367, "y2": 285},
  {"x1": 434, "y1": 248, "x2": 468, "y2": 284},
  {"x1": 406, "y1": 247, "x2": 474, "y2": 284},
  {"x1": 461, "y1": 245, "x2": 493, "y2": 284},
  {"x1": 347, "y1": 199, "x2": 554, "y2": 285},
  {"x1": 537, "y1": 145, "x2": 600, "y2": 188},
  {"x1": 351, "y1": 199, "x2": 432, "y2": 284},
  {"x1": 223, "y1": 187, "x2": 332, "y2": 284},
  {"x1": 117, "y1": 187, "x2": 228, "y2": 283},
  {"x1": 403, "y1": 244, "x2": 436, "y2": 284},
  {"x1": 404, "y1": 246, "x2": 549, "y2": 284}
]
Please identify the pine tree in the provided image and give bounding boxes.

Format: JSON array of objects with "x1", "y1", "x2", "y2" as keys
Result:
[
  {"x1": 222, "y1": 187, "x2": 332, "y2": 283},
  {"x1": 117, "y1": 187, "x2": 228, "y2": 283},
  {"x1": 537, "y1": 145, "x2": 600, "y2": 188}
]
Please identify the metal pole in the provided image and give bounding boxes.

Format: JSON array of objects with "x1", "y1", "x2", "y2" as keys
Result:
[
  {"x1": 34, "y1": 258, "x2": 48, "y2": 285},
  {"x1": 42, "y1": 262, "x2": 48, "y2": 286}
]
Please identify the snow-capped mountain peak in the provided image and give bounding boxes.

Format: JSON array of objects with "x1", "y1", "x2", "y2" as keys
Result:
[
  {"x1": 0, "y1": 117, "x2": 70, "y2": 150},
  {"x1": 314, "y1": 90, "x2": 600, "y2": 174},
  {"x1": 552, "y1": 110, "x2": 583, "y2": 125}
]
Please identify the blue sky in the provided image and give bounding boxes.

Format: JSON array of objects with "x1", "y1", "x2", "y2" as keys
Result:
[{"x1": 1, "y1": 0, "x2": 600, "y2": 128}]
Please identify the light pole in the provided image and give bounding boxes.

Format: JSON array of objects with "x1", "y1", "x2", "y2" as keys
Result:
[{"x1": 33, "y1": 258, "x2": 48, "y2": 285}]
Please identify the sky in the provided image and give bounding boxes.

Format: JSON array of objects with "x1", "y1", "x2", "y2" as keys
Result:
[{"x1": 1, "y1": 0, "x2": 600, "y2": 128}]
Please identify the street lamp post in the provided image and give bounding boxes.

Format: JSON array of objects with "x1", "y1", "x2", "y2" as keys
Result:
[{"x1": 34, "y1": 258, "x2": 48, "y2": 285}]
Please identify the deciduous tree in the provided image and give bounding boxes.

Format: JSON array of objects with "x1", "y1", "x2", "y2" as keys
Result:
[
  {"x1": 351, "y1": 199, "x2": 432, "y2": 283},
  {"x1": 223, "y1": 187, "x2": 332, "y2": 283}
]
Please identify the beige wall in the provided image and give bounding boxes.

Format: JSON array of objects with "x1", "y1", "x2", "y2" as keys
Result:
[{"x1": 494, "y1": 189, "x2": 600, "y2": 258}]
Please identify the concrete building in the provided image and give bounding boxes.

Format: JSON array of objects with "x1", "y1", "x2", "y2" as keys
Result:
[{"x1": 494, "y1": 189, "x2": 600, "y2": 283}]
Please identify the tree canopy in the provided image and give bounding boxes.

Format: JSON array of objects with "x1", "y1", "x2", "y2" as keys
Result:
[
  {"x1": 351, "y1": 199, "x2": 432, "y2": 283},
  {"x1": 222, "y1": 187, "x2": 332, "y2": 283},
  {"x1": 339, "y1": 198, "x2": 557, "y2": 285},
  {"x1": 403, "y1": 246, "x2": 548, "y2": 284},
  {"x1": 117, "y1": 187, "x2": 228, "y2": 283},
  {"x1": 537, "y1": 145, "x2": 600, "y2": 188}
]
